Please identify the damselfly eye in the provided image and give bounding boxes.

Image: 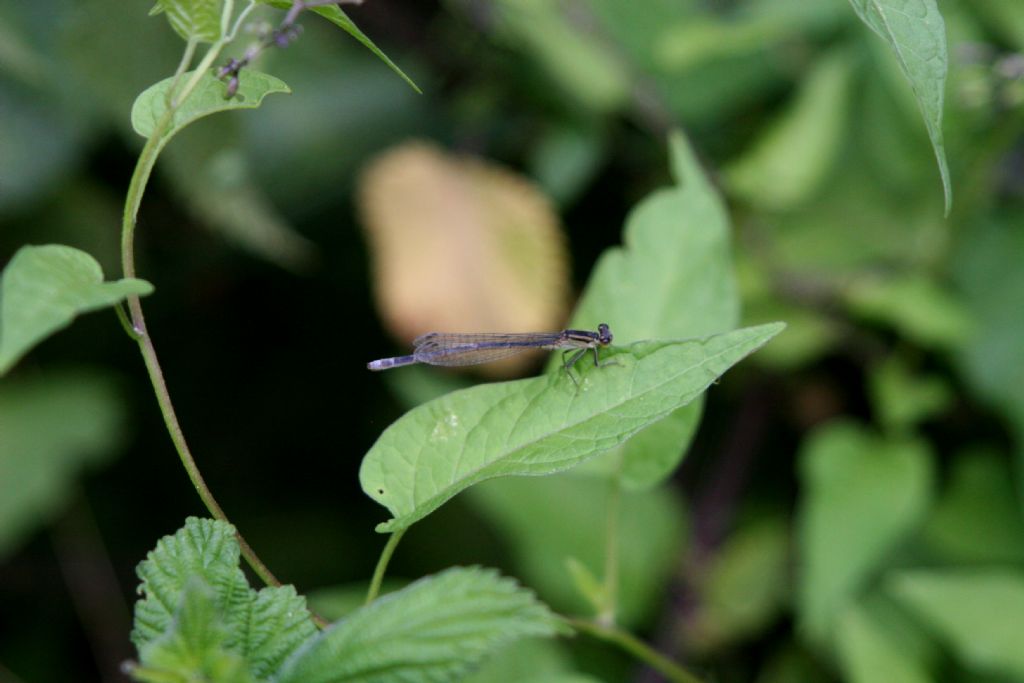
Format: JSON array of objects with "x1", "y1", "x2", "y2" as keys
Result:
[{"x1": 598, "y1": 323, "x2": 613, "y2": 345}]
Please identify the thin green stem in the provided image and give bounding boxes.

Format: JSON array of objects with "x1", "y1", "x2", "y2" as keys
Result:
[
  {"x1": 598, "y1": 460, "x2": 623, "y2": 626},
  {"x1": 120, "y1": 48, "x2": 280, "y2": 589},
  {"x1": 568, "y1": 618, "x2": 704, "y2": 683},
  {"x1": 365, "y1": 529, "x2": 406, "y2": 605},
  {"x1": 165, "y1": 38, "x2": 199, "y2": 106}
]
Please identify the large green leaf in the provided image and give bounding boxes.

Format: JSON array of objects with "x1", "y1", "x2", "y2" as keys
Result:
[
  {"x1": 275, "y1": 567, "x2": 566, "y2": 683},
  {"x1": 847, "y1": 0, "x2": 951, "y2": 213},
  {"x1": 796, "y1": 421, "x2": 933, "y2": 642},
  {"x1": 889, "y1": 569, "x2": 1024, "y2": 679},
  {"x1": 260, "y1": 1, "x2": 420, "y2": 93},
  {"x1": 361, "y1": 323, "x2": 782, "y2": 533},
  {"x1": 0, "y1": 370, "x2": 124, "y2": 558},
  {"x1": 132, "y1": 518, "x2": 317, "y2": 679},
  {"x1": 131, "y1": 69, "x2": 290, "y2": 153},
  {"x1": 468, "y1": 473, "x2": 686, "y2": 628},
  {"x1": 152, "y1": 0, "x2": 222, "y2": 44},
  {"x1": 0, "y1": 245, "x2": 153, "y2": 375},
  {"x1": 563, "y1": 130, "x2": 740, "y2": 490}
]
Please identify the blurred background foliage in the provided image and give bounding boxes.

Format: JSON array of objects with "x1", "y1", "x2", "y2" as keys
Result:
[{"x1": 2, "y1": 0, "x2": 1024, "y2": 681}]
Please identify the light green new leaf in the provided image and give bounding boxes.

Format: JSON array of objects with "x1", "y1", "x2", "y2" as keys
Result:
[
  {"x1": 132, "y1": 518, "x2": 317, "y2": 679},
  {"x1": 889, "y1": 569, "x2": 1024, "y2": 679},
  {"x1": 847, "y1": 0, "x2": 951, "y2": 214},
  {"x1": 796, "y1": 421, "x2": 933, "y2": 643},
  {"x1": 362, "y1": 323, "x2": 782, "y2": 533},
  {"x1": 275, "y1": 567, "x2": 566, "y2": 683},
  {"x1": 132, "y1": 580, "x2": 256, "y2": 683},
  {"x1": 154, "y1": 0, "x2": 222, "y2": 43},
  {"x1": 0, "y1": 371, "x2": 125, "y2": 558},
  {"x1": 260, "y1": 1, "x2": 420, "y2": 93},
  {"x1": 0, "y1": 245, "x2": 153, "y2": 376},
  {"x1": 131, "y1": 69, "x2": 290, "y2": 153},
  {"x1": 835, "y1": 603, "x2": 931, "y2": 683},
  {"x1": 564, "y1": 131, "x2": 740, "y2": 490},
  {"x1": 132, "y1": 518, "x2": 251, "y2": 649},
  {"x1": 724, "y1": 48, "x2": 854, "y2": 211}
]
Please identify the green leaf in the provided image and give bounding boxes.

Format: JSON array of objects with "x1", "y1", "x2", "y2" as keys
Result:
[
  {"x1": 0, "y1": 245, "x2": 153, "y2": 375},
  {"x1": 154, "y1": 0, "x2": 222, "y2": 43},
  {"x1": 921, "y1": 450, "x2": 1024, "y2": 564},
  {"x1": 131, "y1": 580, "x2": 257, "y2": 683},
  {"x1": 468, "y1": 474, "x2": 686, "y2": 628},
  {"x1": 462, "y1": 638, "x2": 592, "y2": 683},
  {"x1": 260, "y1": 1, "x2": 420, "y2": 93},
  {"x1": 685, "y1": 517, "x2": 789, "y2": 653},
  {"x1": 0, "y1": 371, "x2": 125, "y2": 558},
  {"x1": 724, "y1": 48, "x2": 854, "y2": 210},
  {"x1": 796, "y1": 421, "x2": 933, "y2": 643},
  {"x1": 132, "y1": 518, "x2": 317, "y2": 679},
  {"x1": 132, "y1": 518, "x2": 250, "y2": 650},
  {"x1": 275, "y1": 567, "x2": 566, "y2": 683},
  {"x1": 843, "y1": 273, "x2": 974, "y2": 349},
  {"x1": 131, "y1": 69, "x2": 290, "y2": 152},
  {"x1": 835, "y1": 602, "x2": 931, "y2": 683},
  {"x1": 889, "y1": 569, "x2": 1024, "y2": 679},
  {"x1": 561, "y1": 130, "x2": 741, "y2": 490},
  {"x1": 361, "y1": 323, "x2": 783, "y2": 532},
  {"x1": 847, "y1": 0, "x2": 952, "y2": 214},
  {"x1": 868, "y1": 355, "x2": 952, "y2": 432}
]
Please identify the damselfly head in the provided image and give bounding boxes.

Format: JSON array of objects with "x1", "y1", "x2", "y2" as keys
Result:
[{"x1": 597, "y1": 323, "x2": 613, "y2": 345}]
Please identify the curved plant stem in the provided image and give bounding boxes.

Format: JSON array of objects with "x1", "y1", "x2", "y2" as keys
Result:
[
  {"x1": 365, "y1": 528, "x2": 406, "y2": 605},
  {"x1": 120, "y1": 100, "x2": 281, "y2": 590},
  {"x1": 568, "y1": 618, "x2": 704, "y2": 683}
]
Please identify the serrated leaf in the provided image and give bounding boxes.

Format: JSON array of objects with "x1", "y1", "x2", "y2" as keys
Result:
[
  {"x1": 0, "y1": 245, "x2": 153, "y2": 375},
  {"x1": 847, "y1": 0, "x2": 951, "y2": 214},
  {"x1": 361, "y1": 323, "x2": 783, "y2": 532},
  {"x1": 155, "y1": 0, "x2": 222, "y2": 43},
  {"x1": 888, "y1": 569, "x2": 1024, "y2": 679},
  {"x1": 561, "y1": 130, "x2": 741, "y2": 490},
  {"x1": 0, "y1": 371, "x2": 125, "y2": 558},
  {"x1": 132, "y1": 580, "x2": 256, "y2": 683},
  {"x1": 796, "y1": 421, "x2": 933, "y2": 643},
  {"x1": 275, "y1": 567, "x2": 566, "y2": 683},
  {"x1": 132, "y1": 518, "x2": 250, "y2": 649},
  {"x1": 724, "y1": 48, "x2": 854, "y2": 210},
  {"x1": 260, "y1": 1, "x2": 419, "y2": 93},
  {"x1": 132, "y1": 518, "x2": 317, "y2": 679},
  {"x1": 131, "y1": 69, "x2": 290, "y2": 152}
]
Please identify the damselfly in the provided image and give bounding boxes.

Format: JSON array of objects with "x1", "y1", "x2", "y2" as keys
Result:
[{"x1": 367, "y1": 323, "x2": 616, "y2": 383}]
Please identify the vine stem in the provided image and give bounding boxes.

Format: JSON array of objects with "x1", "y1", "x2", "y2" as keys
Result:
[
  {"x1": 567, "y1": 618, "x2": 705, "y2": 683},
  {"x1": 120, "y1": 78, "x2": 280, "y2": 591},
  {"x1": 365, "y1": 529, "x2": 406, "y2": 605}
]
